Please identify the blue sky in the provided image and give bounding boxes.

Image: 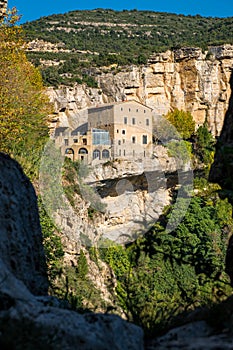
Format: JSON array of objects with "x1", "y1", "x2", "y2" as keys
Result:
[{"x1": 8, "y1": 0, "x2": 233, "y2": 23}]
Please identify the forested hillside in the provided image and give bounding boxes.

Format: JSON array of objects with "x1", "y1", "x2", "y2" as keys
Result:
[
  {"x1": 23, "y1": 9, "x2": 233, "y2": 59},
  {"x1": 22, "y1": 9, "x2": 233, "y2": 87}
]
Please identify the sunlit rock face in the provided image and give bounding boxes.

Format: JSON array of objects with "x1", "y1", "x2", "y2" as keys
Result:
[{"x1": 48, "y1": 45, "x2": 233, "y2": 137}]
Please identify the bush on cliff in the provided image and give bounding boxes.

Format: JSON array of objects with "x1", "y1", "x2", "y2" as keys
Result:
[{"x1": 0, "y1": 8, "x2": 52, "y2": 179}]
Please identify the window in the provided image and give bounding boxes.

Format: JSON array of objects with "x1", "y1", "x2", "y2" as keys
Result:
[
  {"x1": 146, "y1": 119, "x2": 149, "y2": 126},
  {"x1": 92, "y1": 129, "x2": 110, "y2": 145},
  {"x1": 79, "y1": 148, "x2": 88, "y2": 154},
  {"x1": 118, "y1": 140, "x2": 121, "y2": 145},
  {"x1": 132, "y1": 136, "x2": 136, "y2": 144},
  {"x1": 102, "y1": 149, "x2": 110, "y2": 159},
  {"x1": 65, "y1": 148, "x2": 74, "y2": 155},
  {"x1": 73, "y1": 139, "x2": 78, "y2": 143},
  {"x1": 133, "y1": 150, "x2": 135, "y2": 157},
  {"x1": 144, "y1": 151, "x2": 146, "y2": 157},
  {"x1": 124, "y1": 117, "x2": 127, "y2": 124},
  {"x1": 136, "y1": 109, "x2": 138, "y2": 112},
  {"x1": 144, "y1": 110, "x2": 146, "y2": 113},
  {"x1": 122, "y1": 130, "x2": 126, "y2": 135},
  {"x1": 83, "y1": 138, "x2": 87, "y2": 145},
  {"x1": 123, "y1": 150, "x2": 126, "y2": 156},
  {"x1": 117, "y1": 129, "x2": 119, "y2": 133},
  {"x1": 142, "y1": 135, "x2": 147, "y2": 144},
  {"x1": 132, "y1": 117, "x2": 136, "y2": 125},
  {"x1": 123, "y1": 139, "x2": 125, "y2": 144},
  {"x1": 129, "y1": 108, "x2": 131, "y2": 112},
  {"x1": 119, "y1": 149, "x2": 121, "y2": 156},
  {"x1": 64, "y1": 139, "x2": 69, "y2": 146},
  {"x1": 93, "y1": 149, "x2": 100, "y2": 160},
  {"x1": 121, "y1": 107, "x2": 123, "y2": 111}
]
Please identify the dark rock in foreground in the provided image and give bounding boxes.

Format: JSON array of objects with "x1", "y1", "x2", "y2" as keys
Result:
[
  {"x1": 0, "y1": 153, "x2": 143, "y2": 350},
  {"x1": 0, "y1": 153, "x2": 48, "y2": 295}
]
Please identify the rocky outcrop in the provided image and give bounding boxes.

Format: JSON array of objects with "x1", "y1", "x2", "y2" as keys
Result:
[
  {"x1": 39, "y1": 142, "x2": 178, "y2": 248},
  {"x1": 0, "y1": 153, "x2": 48, "y2": 295},
  {"x1": 0, "y1": 0, "x2": 7, "y2": 20},
  {"x1": 0, "y1": 152, "x2": 144, "y2": 349},
  {"x1": 48, "y1": 45, "x2": 233, "y2": 136},
  {"x1": 146, "y1": 320, "x2": 233, "y2": 349}
]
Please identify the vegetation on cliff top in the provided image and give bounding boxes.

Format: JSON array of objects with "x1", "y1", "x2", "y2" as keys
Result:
[{"x1": 22, "y1": 9, "x2": 233, "y2": 86}]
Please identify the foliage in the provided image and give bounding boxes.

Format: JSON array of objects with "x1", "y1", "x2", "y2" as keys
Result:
[
  {"x1": 38, "y1": 194, "x2": 106, "y2": 311},
  {"x1": 167, "y1": 140, "x2": 193, "y2": 166},
  {"x1": 194, "y1": 123, "x2": 216, "y2": 166},
  {"x1": 164, "y1": 109, "x2": 195, "y2": 140},
  {"x1": 0, "y1": 9, "x2": 52, "y2": 179},
  {"x1": 38, "y1": 196, "x2": 64, "y2": 283},
  {"x1": 62, "y1": 157, "x2": 106, "y2": 215},
  {"x1": 99, "y1": 194, "x2": 232, "y2": 335},
  {"x1": 22, "y1": 9, "x2": 233, "y2": 86}
]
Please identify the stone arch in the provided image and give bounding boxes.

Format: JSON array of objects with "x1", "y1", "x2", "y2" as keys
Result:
[
  {"x1": 78, "y1": 148, "x2": 88, "y2": 154},
  {"x1": 65, "y1": 148, "x2": 74, "y2": 161},
  {"x1": 102, "y1": 149, "x2": 110, "y2": 159},
  {"x1": 93, "y1": 149, "x2": 101, "y2": 160},
  {"x1": 65, "y1": 148, "x2": 74, "y2": 154}
]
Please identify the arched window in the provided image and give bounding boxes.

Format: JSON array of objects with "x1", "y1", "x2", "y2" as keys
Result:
[
  {"x1": 93, "y1": 149, "x2": 100, "y2": 160},
  {"x1": 65, "y1": 148, "x2": 74, "y2": 155},
  {"x1": 102, "y1": 149, "x2": 110, "y2": 159},
  {"x1": 78, "y1": 148, "x2": 88, "y2": 154}
]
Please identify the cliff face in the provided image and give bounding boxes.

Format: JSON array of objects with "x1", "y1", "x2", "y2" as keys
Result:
[{"x1": 48, "y1": 45, "x2": 233, "y2": 136}]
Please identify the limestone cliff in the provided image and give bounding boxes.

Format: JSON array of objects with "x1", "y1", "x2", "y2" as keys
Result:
[{"x1": 48, "y1": 45, "x2": 233, "y2": 136}]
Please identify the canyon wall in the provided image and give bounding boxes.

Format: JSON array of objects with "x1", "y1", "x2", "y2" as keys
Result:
[{"x1": 48, "y1": 45, "x2": 233, "y2": 136}]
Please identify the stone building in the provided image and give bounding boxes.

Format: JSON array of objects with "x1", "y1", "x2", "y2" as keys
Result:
[
  {"x1": 54, "y1": 126, "x2": 111, "y2": 164},
  {"x1": 54, "y1": 100, "x2": 153, "y2": 164}
]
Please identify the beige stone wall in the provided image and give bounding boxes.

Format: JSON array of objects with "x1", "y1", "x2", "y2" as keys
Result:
[
  {"x1": 87, "y1": 101, "x2": 153, "y2": 161},
  {"x1": 113, "y1": 102, "x2": 152, "y2": 160},
  {"x1": 55, "y1": 128, "x2": 112, "y2": 164}
]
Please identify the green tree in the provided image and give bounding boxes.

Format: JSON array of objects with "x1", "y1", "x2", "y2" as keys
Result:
[
  {"x1": 164, "y1": 109, "x2": 195, "y2": 140},
  {"x1": 0, "y1": 9, "x2": 52, "y2": 178},
  {"x1": 195, "y1": 123, "x2": 215, "y2": 166},
  {"x1": 102, "y1": 195, "x2": 232, "y2": 334}
]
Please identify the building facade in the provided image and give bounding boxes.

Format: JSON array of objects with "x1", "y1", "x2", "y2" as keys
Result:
[
  {"x1": 88, "y1": 100, "x2": 153, "y2": 160},
  {"x1": 54, "y1": 100, "x2": 153, "y2": 164}
]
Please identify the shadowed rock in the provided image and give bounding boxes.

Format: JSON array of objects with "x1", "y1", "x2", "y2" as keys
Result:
[
  {"x1": 0, "y1": 153, "x2": 48, "y2": 295},
  {"x1": 209, "y1": 71, "x2": 233, "y2": 193},
  {"x1": 209, "y1": 70, "x2": 233, "y2": 285},
  {"x1": 0, "y1": 153, "x2": 143, "y2": 349}
]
